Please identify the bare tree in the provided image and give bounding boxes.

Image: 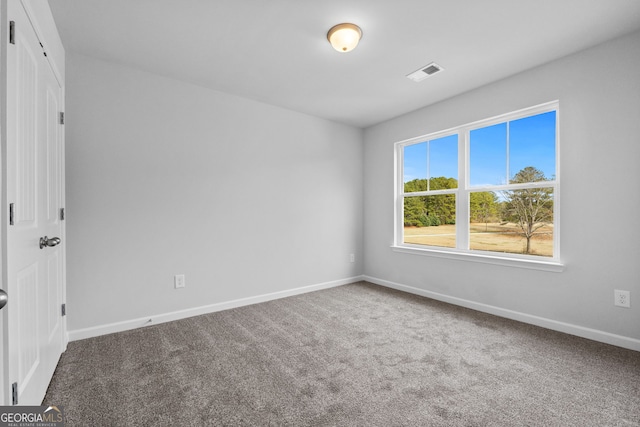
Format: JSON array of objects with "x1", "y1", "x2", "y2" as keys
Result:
[{"x1": 502, "y1": 167, "x2": 553, "y2": 254}]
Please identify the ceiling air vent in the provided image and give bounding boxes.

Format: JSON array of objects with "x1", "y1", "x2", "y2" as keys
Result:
[{"x1": 406, "y1": 62, "x2": 443, "y2": 82}]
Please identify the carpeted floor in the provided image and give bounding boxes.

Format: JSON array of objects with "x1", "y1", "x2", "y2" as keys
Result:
[{"x1": 44, "y1": 281, "x2": 640, "y2": 426}]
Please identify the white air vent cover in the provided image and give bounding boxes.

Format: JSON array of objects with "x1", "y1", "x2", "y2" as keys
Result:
[{"x1": 406, "y1": 62, "x2": 444, "y2": 82}]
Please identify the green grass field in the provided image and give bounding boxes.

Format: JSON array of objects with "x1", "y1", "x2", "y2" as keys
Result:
[{"x1": 404, "y1": 222, "x2": 553, "y2": 257}]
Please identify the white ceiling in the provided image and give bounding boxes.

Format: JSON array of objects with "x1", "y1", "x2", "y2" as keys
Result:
[{"x1": 48, "y1": 0, "x2": 640, "y2": 128}]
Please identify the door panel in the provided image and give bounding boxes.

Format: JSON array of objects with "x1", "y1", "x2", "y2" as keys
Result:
[
  {"x1": 6, "y1": 0, "x2": 65, "y2": 405},
  {"x1": 16, "y1": 264, "x2": 39, "y2": 387},
  {"x1": 46, "y1": 86, "x2": 60, "y2": 223},
  {"x1": 15, "y1": 19, "x2": 37, "y2": 226},
  {"x1": 46, "y1": 253, "x2": 61, "y2": 341}
]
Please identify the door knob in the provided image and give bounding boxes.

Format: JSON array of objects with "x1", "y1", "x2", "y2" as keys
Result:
[
  {"x1": 0, "y1": 289, "x2": 7, "y2": 310},
  {"x1": 39, "y1": 236, "x2": 61, "y2": 249}
]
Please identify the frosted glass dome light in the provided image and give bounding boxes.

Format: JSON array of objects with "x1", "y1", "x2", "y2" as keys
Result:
[{"x1": 327, "y1": 23, "x2": 362, "y2": 53}]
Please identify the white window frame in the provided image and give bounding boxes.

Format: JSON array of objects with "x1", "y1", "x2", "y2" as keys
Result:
[{"x1": 393, "y1": 101, "x2": 563, "y2": 272}]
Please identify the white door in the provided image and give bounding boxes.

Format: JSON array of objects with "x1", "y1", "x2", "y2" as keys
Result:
[{"x1": 5, "y1": 0, "x2": 65, "y2": 405}]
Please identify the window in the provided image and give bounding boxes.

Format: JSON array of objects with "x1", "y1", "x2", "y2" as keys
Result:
[{"x1": 395, "y1": 102, "x2": 560, "y2": 269}]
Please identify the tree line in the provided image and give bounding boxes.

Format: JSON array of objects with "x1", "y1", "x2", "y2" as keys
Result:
[{"x1": 404, "y1": 166, "x2": 553, "y2": 254}]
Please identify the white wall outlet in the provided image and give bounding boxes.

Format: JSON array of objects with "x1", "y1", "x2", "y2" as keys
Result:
[
  {"x1": 614, "y1": 290, "x2": 630, "y2": 308},
  {"x1": 349, "y1": 253, "x2": 355, "y2": 263},
  {"x1": 174, "y1": 274, "x2": 186, "y2": 289}
]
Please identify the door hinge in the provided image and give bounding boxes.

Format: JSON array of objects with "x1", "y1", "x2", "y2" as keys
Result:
[
  {"x1": 38, "y1": 41, "x2": 48, "y2": 57},
  {"x1": 9, "y1": 203, "x2": 15, "y2": 225},
  {"x1": 60, "y1": 207, "x2": 65, "y2": 221},
  {"x1": 9, "y1": 21, "x2": 15, "y2": 45},
  {"x1": 59, "y1": 112, "x2": 65, "y2": 125},
  {"x1": 11, "y1": 382, "x2": 18, "y2": 405},
  {"x1": 61, "y1": 303, "x2": 66, "y2": 316}
]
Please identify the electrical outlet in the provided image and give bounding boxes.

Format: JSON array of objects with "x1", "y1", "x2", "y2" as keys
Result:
[
  {"x1": 174, "y1": 274, "x2": 186, "y2": 289},
  {"x1": 614, "y1": 290, "x2": 630, "y2": 308},
  {"x1": 349, "y1": 253, "x2": 355, "y2": 263}
]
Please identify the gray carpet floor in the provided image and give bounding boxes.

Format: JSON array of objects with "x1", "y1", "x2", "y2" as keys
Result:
[{"x1": 44, "y1": 281, "x2": 640, "y2": 426}]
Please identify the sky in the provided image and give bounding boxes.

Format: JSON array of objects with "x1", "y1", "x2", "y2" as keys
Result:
[
  {"x1": 403, "y1": 134, "x2": 457, "y2": 186},
  {"x1": 403, "y1": 111, "x2": 556, "y2": 187}
]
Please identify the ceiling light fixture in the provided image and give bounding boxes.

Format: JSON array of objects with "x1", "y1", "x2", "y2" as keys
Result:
[{"x1": 327, "y1": 23, "x2": 362, "y2": 53}]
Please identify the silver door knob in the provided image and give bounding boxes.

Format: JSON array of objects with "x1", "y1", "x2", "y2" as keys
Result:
[
  {"x1": 0, "y1": 289, "x2": 7, "y2": 310},
  {"x1": 39, "y1": 236, "x2": 61, "y2": 249}
]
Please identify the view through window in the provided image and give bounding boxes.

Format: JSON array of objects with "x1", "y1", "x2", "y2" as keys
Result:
[{"x1": 397, "y1": 102, "x2": 558, "y2": 260}]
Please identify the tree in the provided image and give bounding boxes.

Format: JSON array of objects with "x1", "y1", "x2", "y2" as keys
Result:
[
  {"x1": 502, "y1": 167, "x2": 553, "y2": 254},
  {"x1": 425, "y1": 194, "x2": 455, "y2": 225},
  {"x1": 404, "y1": 197, "x2": 426, "y2": 227},
  {"x1": 403, "y1": 179, "x2": 428, "y2": 193},
  {"x1": 470, "y1": 191, "x2": 499, "y2": 231},
  {"x1": 403, "y1": 177, "x2": 457, "y2": 227},
  {"x1": 426, "y1": 177, "x2": 457, "y2": 225}
]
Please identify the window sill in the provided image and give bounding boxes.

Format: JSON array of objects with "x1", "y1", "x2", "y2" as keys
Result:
[{"x1": 390, "y1": 245, "x2": 564, "y2": 272}]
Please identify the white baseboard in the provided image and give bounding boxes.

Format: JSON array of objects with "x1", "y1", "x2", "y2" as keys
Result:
[
  {"x1": 69, "y1": 274, "x2": 640, "y2": 352},
  {"x1": 69, "y1": 275, "x2": 365, "y2": 341},
  {"x1": 364, "y1": 275, "x2": 640, "y2": 352}
]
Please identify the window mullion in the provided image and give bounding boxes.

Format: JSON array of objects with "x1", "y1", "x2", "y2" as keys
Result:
[
  {"x1": 457, "y1": 129, "x2": 469, "y2": 250},
  {"x1": 426, "y1": 140, "x2": 430, "y2": 191},
  {"x1": 402, "y1": 189, "x2": 457, "y2": 197},
  {"x1": 506, "y1": 121, "x2": 510, "y2": 184},
  {"x1": 395, "y1": 145, "x2": 405, "y2": 246}
]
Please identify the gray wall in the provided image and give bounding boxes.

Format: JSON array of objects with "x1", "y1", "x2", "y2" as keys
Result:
[
  {"x1": 65, "y1": 53, "x2": 363, "y2": 332},
  {"x1": 363, "y1": 31, "x2": 640, "y2": 343}
]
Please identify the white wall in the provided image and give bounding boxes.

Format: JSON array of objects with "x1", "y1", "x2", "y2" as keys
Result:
[
  {"x1": 65, "y1": 53, "x2": 363, "y2": 334},
  {"x1": 363, "y1": 31, "x2": 640, "y2": 347}
]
